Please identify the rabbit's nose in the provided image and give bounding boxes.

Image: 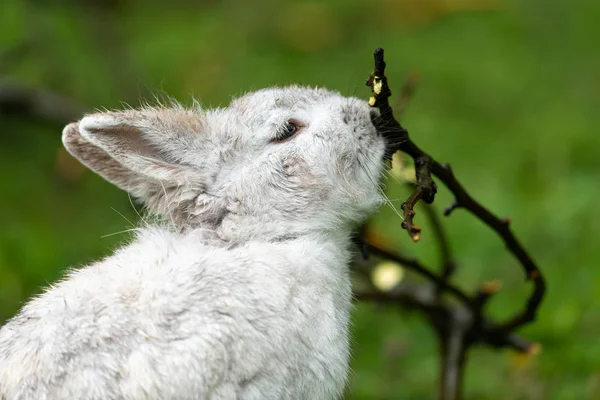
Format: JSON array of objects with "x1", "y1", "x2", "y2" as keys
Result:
[
  {"x1": 369, "y1": 109, "x2": 381, "y2": 129},
  {"x1": 369, "y1": 109, "x2": 380, "y2": 122}
]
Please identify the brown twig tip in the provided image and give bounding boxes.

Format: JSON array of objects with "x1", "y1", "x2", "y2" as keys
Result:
[
  {"x1": 529, "y1": 270, "x2": 540, "y2": 280},
  {"x1": 401, "y1": 192, "x2": 424, "y2": 242},
  {"x1": 474, "y1": 280, "x2": 502, "y2": 309},
  {"x1": 373, "y1": 48, "x2": 387, "y2": 78},
  {"x1": 400, "y1": 218, "x2": 422, "y2": 241},
  {"x1": 480, "y1": 280, "x2": 503, "y2": 294},
  {"x1": 366, "y1": 49, "x2": 392, "y2": 108}
]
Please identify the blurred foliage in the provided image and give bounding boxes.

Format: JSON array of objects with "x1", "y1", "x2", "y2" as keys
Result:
[{"x1": 1, "y1": 0, "x2": 599, "y2": 398}]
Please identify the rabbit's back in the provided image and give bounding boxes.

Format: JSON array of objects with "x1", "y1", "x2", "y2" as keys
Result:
[{"x1": 0, "y1": 228, "x2": 352, "y2": 399}]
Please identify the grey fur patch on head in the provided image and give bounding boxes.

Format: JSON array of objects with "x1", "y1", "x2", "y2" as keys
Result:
[{"x1": 62, "y1": 86, "x2": 387, "y2": 242}]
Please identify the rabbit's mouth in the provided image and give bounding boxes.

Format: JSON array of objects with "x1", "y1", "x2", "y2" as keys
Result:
[{"x1": 369, "y1": 111, "x2": 403, "y2": 161}]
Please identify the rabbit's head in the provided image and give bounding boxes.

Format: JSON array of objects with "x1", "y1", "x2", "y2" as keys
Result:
[{"x1": 63, "y1": 86, "x2": 389, "y2": 242}]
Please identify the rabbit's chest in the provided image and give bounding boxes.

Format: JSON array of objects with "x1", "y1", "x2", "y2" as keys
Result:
[
  {"x1": 102, "y1": 230, "x2": 353, "y2": 398},
  {"x1": 161, "y1": 237, "x2": 353, "y2": 398},
  {"x1": 230, "y1": 271, "x2": 352, "y2": 398}
]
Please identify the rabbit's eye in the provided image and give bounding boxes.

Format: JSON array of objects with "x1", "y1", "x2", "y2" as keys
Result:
[{"x1": 272, "y1": 119, "x2": 304, "y2": 142}]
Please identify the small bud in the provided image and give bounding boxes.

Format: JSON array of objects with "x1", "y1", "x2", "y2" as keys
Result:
[
  {"x1": 529, "y1": 270, "x2": 540, "y2": 280},
  {"x1": 373, "y1": 77, "x2": 383, "y2": 95},
  {"x1": 481, "y1": 280, "x2": 502, "y2": 294},
  {"x1": 411, "y1": 226, "x2": 422, "y2": 242}
]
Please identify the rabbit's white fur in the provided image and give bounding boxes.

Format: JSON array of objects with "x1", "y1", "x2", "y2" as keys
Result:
[{"x1": 0, "y1": 86, "x2": 387, "y2": 399}]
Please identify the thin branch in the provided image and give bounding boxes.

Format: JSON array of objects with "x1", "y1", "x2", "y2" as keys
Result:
[
  {"x1": 0, "y1": 81, "x2": 85, "y2": 124},
  {"x1": 473, "y1": 280, "x2": 502, "y2": 310},
  {"x1": 364, "y1": 244, "x2": 473, "y2": 307},
  {"x1": 354, "y1": 243, "x2": 536, "y2": 358},
  {"x1": 352, "y1": 281, "x2": 537, "y2": 356},
  {"x1": 432, "y1": 163, "x2": 546, "y2": 333},
  {"x1": 353, "y1": 283, "x2": 439, "y2": 312},
  {"x1": 437, "y1": 316, "x2": 468, "y2": 400},
  {"x1": 400, "y1": 188, "x2": 424, "y2": 242},
  {"x1": 444, "y1": 200, "x2": 461, "y2": 216}
]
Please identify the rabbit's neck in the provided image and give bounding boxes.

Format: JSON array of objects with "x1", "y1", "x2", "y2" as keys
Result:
[{"x1": 198, "y1": 211, "x2": 353, "y2": 247}]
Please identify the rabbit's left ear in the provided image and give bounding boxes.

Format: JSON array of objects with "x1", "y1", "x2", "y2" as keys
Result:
[{"x1": 62, "y1": 108, "x2": 209, "y2": 200}]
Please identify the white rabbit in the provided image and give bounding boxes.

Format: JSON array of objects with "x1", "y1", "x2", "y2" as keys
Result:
[{"x1": 0, "y1": 86, "x2": 388, "y2": 399}]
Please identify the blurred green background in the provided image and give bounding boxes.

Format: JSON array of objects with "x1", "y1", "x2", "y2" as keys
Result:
[{"x1": 1, "y1": 0, "x2": 599, "y2": 398}]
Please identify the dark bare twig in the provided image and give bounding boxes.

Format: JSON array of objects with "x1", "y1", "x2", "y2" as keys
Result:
[
  {"x1": 399, "y1": 190, "x2": 423, "y2": 241},
  {"x1": 473, "y1": 280, "x2": 502, "y2": 310},
  {"x1": 366, "y1": 49, "x2": 437, "y2": 242},
  {"x1": 364, "y1": 244, "x2": 473, "y2": 306},
  {"x1": 431, "y1": 163, "x2": 546, "y2": 333},
  {"x1": 357, "y1": 48, "x2": 546, "y2": 400},
  {"x1": 444, "y1": 200, "x2": 461, "y2": 216},
  {"x1": 352, "y1": 278, "x2": 538, "y2": 356},
  {"x1": 0, "y1": 82, "x2": 85, "y2": 124},
  {"x1": 437, "y1": 314, "x2": 468, "y2": 400},
  {"x1": 365, "y1": 47, "x2": 545, "y2": 330}
]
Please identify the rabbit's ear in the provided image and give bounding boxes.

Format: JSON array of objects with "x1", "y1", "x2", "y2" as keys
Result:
[{"x1": 62, "y1": 108, "x2": 207, "y2": 199}]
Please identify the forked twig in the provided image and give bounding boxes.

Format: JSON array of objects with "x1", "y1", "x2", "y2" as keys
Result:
[{"x1": 357, "y1": 48, "x2": 546, "y2": 400}]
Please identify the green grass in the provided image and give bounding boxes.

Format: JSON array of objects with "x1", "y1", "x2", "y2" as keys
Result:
[{"x1": 1, "y1": 0, "x2": 599, "y2": 398}]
